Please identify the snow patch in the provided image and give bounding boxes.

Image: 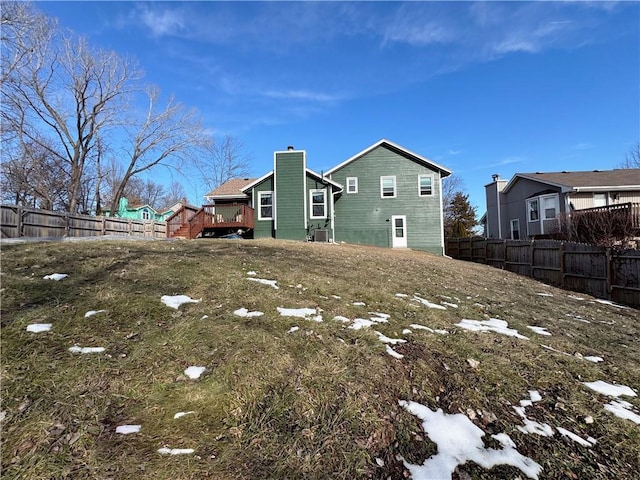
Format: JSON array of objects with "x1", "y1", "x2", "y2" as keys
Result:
[
  {"x1": 349, "y1": 318, "x2": 375, "y2": 330},
  {"x1": 583, "y1": 381, "x2": 637, "y2": 398},
  {"x1": 604, "y1": 399, "x2": 640, "y2": 424},
  {"x1": 277, "y1": 307, "x2": 322, "y2": 322},
  {"x1": 247, "y1": 277, "x2": 279, "y2": 289},
  {"x1": 286, "y1": 326, "x2": 300, "y2": 334},
  {"x1": 84, "y1": 310, "x2": 106, "y2": 318},
  {"x1": 184, "y1": 366, "x2": 206, "y2": 379},
  {"x1": 43, "y1": 273, "x2": 68, "y2": 281},
  {"x1": 385, "y1": 345, "x2": 404, "y2": 359},
  {"x1": 594, "y1": 299, "x2": 628, "y2": 309},
  {"x1": 410, "y1": 323, "x2": 449, "y2": 335},
  {"x1": 375, "y1": 331, "x2": 407, "y2": 345},
  {"x1": 174, "y1": 411, "x2": 195, "y2": 419},
  {"x1": 158, "y1": 447, "x2": 195, "y2": 455},
  {"x1": 26, "y1": 323, "x2": 52, "y2": 333},
  {"x1": 536, "y1": 292, "x2": 553, "y2": 297},
  {"x1": 352, "y1": 301, "x2": 366, "y2": 306},
  {"x1": 527, "y1": 326, "x2": 551, "y2": 336},
  {"x1": 399, "y1": 400, "x2": 542, "y2": 480},
  {"x1": 116, "y1": 425, "x2": 141, "y2": 434},
  {"x1": 161, "y1": 295, "x2": 201, "y2": 309},
  {"x1": 556, "y1": 427, "x2": 596, "y2": 447},
  {"x1": 233, "y1": 307, "x2": 264, "y2": 318},
  {"x1": 333, "y1": 315, "x2": 350, "y2": 323},
  {"x1": 584, "y1": 356, "x2": 604, "y2": 363},
  {"x1": 456, "y1": 318, "x2": 528, "y2": 339},
  {"x1": 69, "y1": 345, "x2": 105, "y2": 354},
  {"x1": 413, "y1": 295, "x2": 447, "y2": 310}
]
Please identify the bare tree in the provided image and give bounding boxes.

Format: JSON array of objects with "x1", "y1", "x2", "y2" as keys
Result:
[
  {"x1": 106, "y1": 86, "x2": 207, "y2": 216},
  {"x1": 160, "y1": 180, "x2": 187, "y2": 210},
  {"x1": 195, "y1": 134, "x2": 252, "y2": 193},
  {"x1": 1, "y1": 8, "x2": 140, "y2": 213},
  {"x1": 619, "y1": 142, "x2": 640, "y2": 169}
]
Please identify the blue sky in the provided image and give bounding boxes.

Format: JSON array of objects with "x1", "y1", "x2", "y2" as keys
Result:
[{"x1": 37, "y1": 1, "x2": 639, "y2": 213}]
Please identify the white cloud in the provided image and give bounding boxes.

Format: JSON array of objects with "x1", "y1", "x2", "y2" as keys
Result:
[{"x1": 136, "y1": 5, "x2": 186, "y2": 37}]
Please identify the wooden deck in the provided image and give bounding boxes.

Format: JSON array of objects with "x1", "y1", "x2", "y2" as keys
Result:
[{"x1": 167, "y1": 204, "x2": 254, "y2": 239}]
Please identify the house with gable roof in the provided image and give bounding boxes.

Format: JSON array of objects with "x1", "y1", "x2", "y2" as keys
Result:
[
  {"x1": 171, "y1": 139, "x2": 452, "y2": 254},
  {"x1": 483, "y1": 169, "x2": 640, "y2": 240}
]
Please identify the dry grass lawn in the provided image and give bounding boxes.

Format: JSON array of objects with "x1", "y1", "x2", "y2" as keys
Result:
[{"x1": 1, "y1": 238, "x2": 638, "y2": 479}]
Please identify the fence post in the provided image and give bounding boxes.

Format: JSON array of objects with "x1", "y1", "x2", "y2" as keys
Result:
[
  {"x1": 64, "y1": 213, "x2": 70, "y2": 237},
  {"x1": 530, "y1": 240, "x2": 535, "y2": 277},
  {"x1": 606, "y1": 247, "x2": 612, "y2": 298},
  {"x1": 17, "y1": 205, "x2": 24, "y2": 237},
  {"x1": 559, "y1": 242, "x2": 566, "y2": 288}
]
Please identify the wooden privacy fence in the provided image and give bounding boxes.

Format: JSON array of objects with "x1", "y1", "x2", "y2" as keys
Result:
[
  {"x1": 445, "y1": 237, "x2": 639, "y2": 307},
  {"x1": 1, "y1": 205, "x2": 166, "y2": 239}
]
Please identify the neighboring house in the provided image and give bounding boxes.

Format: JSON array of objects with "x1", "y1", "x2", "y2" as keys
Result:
[
  {"x1": 203, "y1": 139, "x2": 452, "y2": 254},
  {"x1": 103, "y1": 197, "x2": 174, "y2": 221},
  {"x1": 483, "y1": 169, "x2": 640, "y2": 240}
]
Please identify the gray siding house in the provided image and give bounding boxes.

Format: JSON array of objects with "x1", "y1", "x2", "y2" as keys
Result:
[
  {"x1": 207, "y1": 139, "x2": 452, "y2": 254},
  {"x1": 484, "y1": 169, "x2": 640, "y2": 240}
]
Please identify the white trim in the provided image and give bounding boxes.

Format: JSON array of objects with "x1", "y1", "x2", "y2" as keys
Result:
[
  {"x1": 418, "y1": 174, "x2": 434, "y2": 196},
  {"x1": 438, "y1": 175, "x2": 445, "y2": 251},
  {"x1": 302, "y1": 153, "x2": 308, "y2": 228},
  {"x1": 380, "y1": 175, "x2": 397, "y2": 198},
  {"x1": 527, "y1": 198, "x2": 539, "y2": 223},
  {"x1": 325, "y1": 138, "x2": 452, "y2": 177},
  {"x1": 257, "y1": 191, "x2": 274, "y2": 221},
  {"x1": 541, "y1": 194, "x2": 559, "y2": 220},
  {"x1": 346, "y1": 177, "x2": 358, "y2": 194},
  {"x1": 241, "y1": 170, "x2": 274, "y2": 192},
  {"x1": 309, "y1": 189, "x2": 327, "y2": 219},
  {"x1": 330, "y1": 186, "x2": 336, "y2": 243}
]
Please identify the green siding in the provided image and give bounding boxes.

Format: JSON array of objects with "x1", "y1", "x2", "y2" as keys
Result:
[
  {"x1": 275, "y1": 151, "x2": 307, "y2": 240},
  {"x1": 330, "y1": 145, "x2": 444, "y2": 254},
  {"x1": 252, "y1": 177, "x2": 274, "y2": 239}
]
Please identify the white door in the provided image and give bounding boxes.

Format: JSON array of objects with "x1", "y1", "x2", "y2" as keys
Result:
[{"x1": 391, "y1": 215, "x2": 407, "y2": 248}]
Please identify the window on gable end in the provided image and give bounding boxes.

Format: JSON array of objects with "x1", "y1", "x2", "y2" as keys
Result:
[
  {"x1": 380, "y1": 176, "x2": 397, "y2": 198},
  {"x1": 527, "y1": 199, "x2": 539, "y2": 222},
  {"x1": 346, "y1": 177, "x2": 358, "y2": 194},
  {"x1": 258, "y1": 191, "x2": 273, "y2": 220},
  {"x1": 418, "y1": 175, "x2": 433, "y2": 196}
]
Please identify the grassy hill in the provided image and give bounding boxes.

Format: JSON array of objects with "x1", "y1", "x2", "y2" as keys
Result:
[{"x1": 1, "y1": 238, "x2": 638, "y2": 479}]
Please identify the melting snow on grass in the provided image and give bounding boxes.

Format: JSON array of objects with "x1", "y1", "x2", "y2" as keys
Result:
[
  {"x1": 348, "y1": 313, "x2": 390, "y2": 330},
  {"x1": 513, "y1": 390, "x2": 554, "y2": 437},
  {"x1": 247, "y1": 277, "x2": 279, "y2": 289},
  {"x1": 583, "y1": 380, "x2": 639, "y2": 423},
  {"x1": 386, "y1": 345, "x2": 404, "y2": 359},
  {"x1": 399, "y1": 400, "x2": 542, "y2": 480},
  {"x1": 277, "y1": 307, "x2": 323, "y2": 322},
  {"x1": 286, "y1": 326, "x2": 299, "y2": 334},
  {"x1": 69, "y1": 345, "x2": 105, "y2": 354},
  {"x1": 161, "y1": 295, "x2": 202, "y2": 309},
  {"x1": 158, "y1": 447, "x2": 194, "y2": 455},
  {"x1": 174, "y1": 411, "x2": 195, "y2": 419},
  {"x1": 375, "y1": 331, "x2": 406, "y2": 345},
  {"x1": 412, "y1": 295, "x2": 447, "y2": 310},
  {"x1": 84, "y1": 309, "x2": 106, "y2": 318},
  {"x1": 26, "y1": 323, "x2": 52, "y2": 333},
  {"x1": 43, "y1": 273, "x2": 68, "y2": 281},
  {"x1": 116, "y1": 425, "x2": 141, "y2": 434},
  {"x1": 410, "y1": 324, "x2": 449, "y2": 335},
  {"x1": 556, "y1": 427, "x2": 597, "y2": 447},
  {"x1": 583, "y1": 356, "x2": 604, "y2": 363},
  {"x1": 352, "y1": 301, "x2": 366, "y2": 306},
  {"x1": 456, "y1": 318, "x2": 528, "y2": 339},
  {"x1": 184, "y1": 366, "x2": 206, "y2": 379},
  {"x1": 233, "y1": 307, "x2": 264, "y2": 318},
  {"x1": 536, "y1": 292, "x2": 553, "y2": 297},
  {"x1": 594, "y1": 299, "x2": 627, "y2": 309},
  {"x1": 527, "y1": 326, "x2": 551, "y2": 336}
]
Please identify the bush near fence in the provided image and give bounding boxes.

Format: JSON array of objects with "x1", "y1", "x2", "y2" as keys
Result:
[
  {"x1": 445, "y1": 236, "x2": 639, "y2": 307},
  {"x1": 0, "y1": 205, "x2": 166, "y2": 239}
]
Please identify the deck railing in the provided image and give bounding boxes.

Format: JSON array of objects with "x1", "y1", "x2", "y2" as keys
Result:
[{"x1": 168, "y1": 203, "x2": 254, "y2": 239}]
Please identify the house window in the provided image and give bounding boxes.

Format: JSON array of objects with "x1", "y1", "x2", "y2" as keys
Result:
[
  {"x1": 310, "y1": 189, "x2": 327, "y2": 219},
  {"x1": 141, "y1": 210, "x2": 150, "y2": 220},
  {"x1": 542, "y1": 195, "x2": 558, "y2": 220},
  {"x1": 346, "y1": 177, "x2": 358, "y2": 194},
  {"x1": 510, "y1": 219, "x2": 520, "y2": 240},
  {"x1": 380, "y1": 176, "x2": 397, "y2": 198},
  {"x1": 418, "y1": 175, "x2": 433, "y2": 196},
  {"x1": 527, "y1": 199, "x2": 539, "y2": 222},
  {"x1": 593, "y1": 193, "x2": 607, "y2": 207},
  {"x1": 258, "y1": 191, "x2": 273, "y2": 220}
]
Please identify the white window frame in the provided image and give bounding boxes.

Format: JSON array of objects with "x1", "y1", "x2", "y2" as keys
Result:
[
  {"x1": 541, "y1": 194, "x2": 559, "y2": 220},
  {"x1": 258, "y1": 191, "x2": 273, "y2": 220},
  {"x1": 527, "y1": 198, "x2": 539, "y2": 222},
  {"x1": 380, "y1": 176, "x2": 397, "y2": 198},
  {"x1": 346, "y1": 177, "x2": 358, "y2": 194},
  {"x1": 309, "y1": 189, "x2": 327, "y2": 219},
  {"x1": 418, "y1": 174, "x2": 434, "y2": 197},
  {"x1": 510, "y1": 219, "x2": 520, "y2": 240},
  {"x1": 141, "y1": 209, "x2": 150, "y2": 220}
]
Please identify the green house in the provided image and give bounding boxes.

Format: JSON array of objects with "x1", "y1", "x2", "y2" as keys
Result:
[
  {"x1": 103, "y1": 197, "x2": 173, "y2": 221},
  {"x1": 237, "y1": 139, "x2": 451, "y2": 254}
]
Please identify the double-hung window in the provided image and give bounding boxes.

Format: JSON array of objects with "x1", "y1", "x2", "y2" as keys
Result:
[
  {"x1": 346, "y1": 177, "x2": 358, "y2": 194},
  {"x1": 542, "y1": 195, "x2": 558, "y2": 220},
  {"x1": 380, "y1": 176, "x2": 397, "y2": 198},
  {"x1": 418, "y1": 175, "x2": 433, "y2": 196},
  {"x1": 310, "y1": 189, "x2": 327, "y2": 219},
  {"x1": 141, "y1": 209, "x2": 150, "y2": 220},
  {"x1": 527, "y1": 199, "x2": 539, "y2": 222},
  {"x1": 258, "y1": 191, "x2": 273, "y2": 220}
]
